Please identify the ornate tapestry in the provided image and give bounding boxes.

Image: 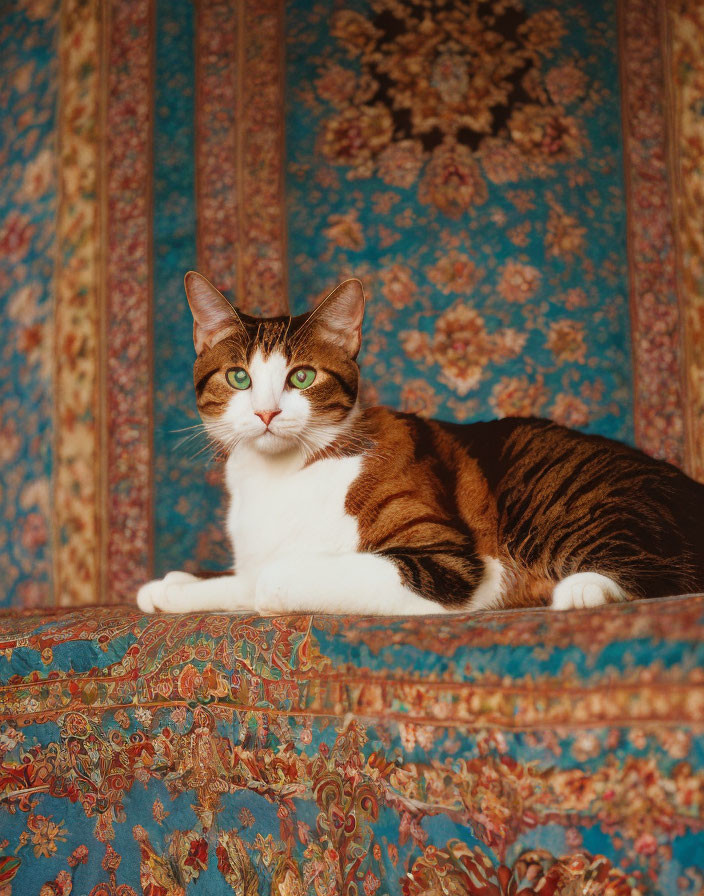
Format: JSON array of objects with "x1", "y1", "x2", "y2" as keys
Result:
[
  {"x1": 0, "y1": 0, "x2": 701, "y2": 606},
  {"x1": 1, "y1": 595, "x2": 703, "y2": 894}
]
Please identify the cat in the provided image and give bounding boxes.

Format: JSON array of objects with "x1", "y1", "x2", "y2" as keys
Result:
[{"x1": 137, "y1": 272, "x2": 704, "y2": 616}]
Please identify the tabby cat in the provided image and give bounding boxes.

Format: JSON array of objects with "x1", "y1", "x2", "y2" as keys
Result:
[{"x1": 137, "y1": 272, "x2": 704, "y2": 615}]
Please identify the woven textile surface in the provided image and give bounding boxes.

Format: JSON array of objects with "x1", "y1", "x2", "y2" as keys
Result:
[
  {"x1": 2, "y1": 0, "x2": 703, "y2": 608},
  {"x1": 1, "y1": 596, "x2": 703, "y2": 894}
]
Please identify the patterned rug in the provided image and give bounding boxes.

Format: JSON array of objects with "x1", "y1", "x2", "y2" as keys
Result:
[{"x1": 1, "y1": 594, "x2": 703, "y2": 894}]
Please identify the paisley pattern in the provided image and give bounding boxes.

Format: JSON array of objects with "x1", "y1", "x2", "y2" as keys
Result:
[{"x1": 0, "y1": 595, "x2": 703, "y2": 893}]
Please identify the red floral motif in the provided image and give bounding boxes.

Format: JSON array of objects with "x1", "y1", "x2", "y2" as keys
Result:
[
  {"x1": 331, "y1": 9, "x2": 379, "y2": 53},
  {"x1": 0, "y1": 212, "x2": 35, "y2": 262},
  {"x1": 518, "y1": 9, "x2": 567, "y2": 51},
  {"x1": 400, "y1": 379, "x2": 441, "y2": 418},
  {"x1": 184, "y1": 838, "x2": 208, "y2": 870},
  {"x1": 490, "y1": 375, "x2": 549, "y2": 417},
  {"x1": 427, "y1": 250, "x2": 480, "y2": 295},
  {"x1": 508, "y1": 105, "x2": 583, "y2": 173},
  {"x1": 479, "y1": 137, "x2": 526, "y2": 184},
  {"x1": 15, "y1": 148, "x2": 54, "y2": 202},
  {"x1": 403, "y1": 303, "x2": 527, "y2": 396},
  {"x1": 315, "y1": 63, "x2": 360, "y2": 107},
  {"x1": 545, "y1": 62, "x2": 587, "y2": 105},
  {"x1": 325, "y1": 209, "x2": 365, "y2": 251},
  {"x1": 377, "y1": 140, "x2": 424, "y2": 188},
  {"x1": 380, "y1": 264, "x2": 417, "y2": 309},
  {"x1": 401, "y1": 841, "x2": 642, "y2": 896},
  {"x1": 321, "y1": 104, "x2": 394, "y2": 178},
  {"x1": 419, "y1": 140, "x2": 488, "y2": 217},
  {"x1": 133, "y1": 826, "x2": 186, "y2": 895},
  {"x1": 545, "y1": 202, "x2": 587, "y2": 259},
  {"x1": 20, "y1": 511, "x2": 48, "y2": 552},
  {"x1": 561, "y1": 287, "x2": 588, "y2": 310},
  {"x1": 546, "y1": 320, "x2": 587, "y2": 364},
  {"x1": 38, "y1": 869, "x2": 72, "y2": 896},
  {"x1": 497, "y1": 262, "x2": 541, "y2": 304},
  {"x1": 550, "y1": 393, "x2": 590, "y2": 428},
  {"x1": 216, "y1": 830, "x2": 260, "y2": 891}
]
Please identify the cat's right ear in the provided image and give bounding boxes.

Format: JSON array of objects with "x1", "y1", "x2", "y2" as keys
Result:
[
  {"x1": 184, "y1": 271, "x2": 243, "y2": 355},
  {"x1": 311, "y1": 278, "x2": 366, "y2": 358}
]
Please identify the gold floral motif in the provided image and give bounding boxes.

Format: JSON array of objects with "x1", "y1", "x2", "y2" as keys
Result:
[
  {"x1": 402, "y1": 302, "x2": 526, "y2": 395},
  {"x1": 318, "y1": 0, "x2": 584, "y2": 213}
]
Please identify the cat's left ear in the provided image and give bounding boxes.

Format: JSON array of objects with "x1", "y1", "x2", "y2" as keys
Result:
[
  {"x1": 313, "y1": 278, "x2": 365, "y2": 358},
  {"x1": 184, "y1": 271, "x2": 243, "y2": 355}
]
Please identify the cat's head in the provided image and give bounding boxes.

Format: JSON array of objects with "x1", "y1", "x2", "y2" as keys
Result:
[{"x1": 184, "y1": 271, "x2": 365, "y2": 457}]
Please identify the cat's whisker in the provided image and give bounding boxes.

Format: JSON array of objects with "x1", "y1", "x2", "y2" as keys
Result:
[
  {"x1": 174, "y1": 434, "x2": 208, "y2": 452},
  {"x1": 173, "y1": 425, "x2": 215, "y2": 444},
  {"x1": 184, "y1": 434, "x2": 226, "y2": 460},
  {"x1": 169, "y1": 423, "x2": 208, "y2": 434}
]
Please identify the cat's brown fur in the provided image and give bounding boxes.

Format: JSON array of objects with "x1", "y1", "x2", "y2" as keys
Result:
[{"x1": 345, "y1": 408, "x2": 704, "y2": 606}]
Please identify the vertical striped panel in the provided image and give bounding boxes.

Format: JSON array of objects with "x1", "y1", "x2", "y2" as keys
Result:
[
  {"x1": 619, "y1": 0, "x2": 685, "y2": 467},
  {"x1": 195, "y1": 0, "x2": 288, "y2": 316},
  {"x1": 53, "y1": 0, "x2": 104, "y2": 606},
  {"x1": 195, "y1": 0, "x2": 239, "y2": 297},
  {"x1": 238, "y1": 0, "x2": 289, "y2": 315},
  {"x1": 152, "y1": 0, "x2": 211, "y2": 577},
  {"x1": 662, "y1": 0, "x2": 704, "y2": 481},
  {"x1": 0, "y1": 2, "x2": 60, "y2": 608},
  {"x1": 104, "y1": 0, "x2": 155, "y2": 601}
]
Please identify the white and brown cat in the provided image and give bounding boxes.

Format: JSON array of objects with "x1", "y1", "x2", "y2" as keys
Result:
[{"x1": 137, "y1": 272, "x2": 704, "y2": 615}]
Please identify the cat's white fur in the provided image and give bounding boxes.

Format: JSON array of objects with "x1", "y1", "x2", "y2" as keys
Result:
[
  {"x1": 551, "y1": 572, "x2": 626, "y2": 610},
  {"x1": 137, "y1": 348, "x2": 625, "y2": 616},
  {"x1": 138, "y1": 349, "x2": 457, "y2": 615}
]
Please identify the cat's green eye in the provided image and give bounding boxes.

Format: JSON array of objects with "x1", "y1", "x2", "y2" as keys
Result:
[
  {"x1": 226, "y1": 367, "x2": 251, "y2": 390},
  {"x1": 289, "y1": 367, "x2": 316, "y2": 390}
]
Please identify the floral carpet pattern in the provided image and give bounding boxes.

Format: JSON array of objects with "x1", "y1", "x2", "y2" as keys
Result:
[
  {"x1": 287, "y1": 0, "x2": 636, "y2": 436},
  {"x1": 1, "y1": 0, "x2": 703, "y2": 608},
  {"x1": 0, "y1": 595, "x2": 703, "y2": 893},
  {"x1": 2, "y1": 3, "x2": 703, "y2": 889}
]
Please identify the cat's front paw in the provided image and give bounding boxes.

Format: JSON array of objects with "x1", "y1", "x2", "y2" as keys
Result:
[
  {"x1": 255, "y1": 563, "x2": 297, "y2": 615},
  {"x1": 137, "y1": 571, "x2": 198, "y2": 613},
  {"x1": 551, "y1": 572, "x2": 626, "y2": 611}
]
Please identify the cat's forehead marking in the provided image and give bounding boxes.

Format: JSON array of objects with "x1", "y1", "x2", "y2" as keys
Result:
[
  {"x1": 245, "y1": 317, "x2": 292, "y2": 359},
  {"x1": 260, "y1": 319, "x2": 286, "y2": 352}
]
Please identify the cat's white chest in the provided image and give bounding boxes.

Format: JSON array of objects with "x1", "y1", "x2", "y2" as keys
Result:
[{"x1": 225, "y1": 450, "x2": 363, "y2": 575}]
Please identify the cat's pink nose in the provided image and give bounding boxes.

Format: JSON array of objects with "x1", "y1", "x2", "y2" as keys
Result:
[{"x1": 255, "y1": 409, "x2": 282, "y2": 427}]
